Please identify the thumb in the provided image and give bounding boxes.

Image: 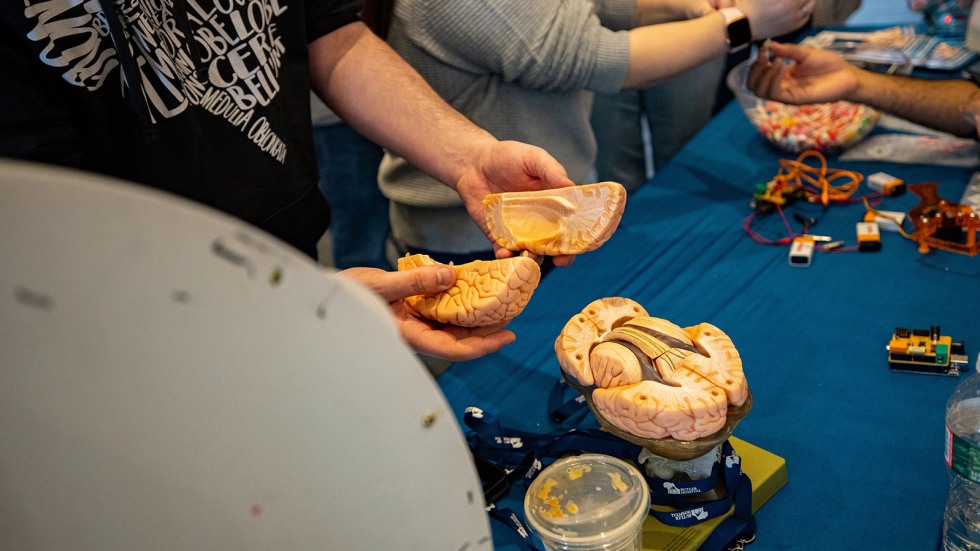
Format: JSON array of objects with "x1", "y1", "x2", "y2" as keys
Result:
[
  {"x1": 769, "y1": 41, "x2": 807, "y2": 62},
  {"x1": 370, "y1": 265, "x2": 457, "y2": 302},
  {"x1": 526, "y1": 147, "x2": 575, "y2": 189}
]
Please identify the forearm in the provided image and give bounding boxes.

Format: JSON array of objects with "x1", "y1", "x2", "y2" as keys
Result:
[
  {"x1": 851, "y1": 72, "x2": 980, "y2": 136},
  {"x1": 633, "y1": 0, "x2": 694, "y2": 26},
  {"x1": 309, "y1": 22, "x2": 495, "y2": 191},
  {"x1": 622, "y1": 13, "x2": 728, "y2": 89}
]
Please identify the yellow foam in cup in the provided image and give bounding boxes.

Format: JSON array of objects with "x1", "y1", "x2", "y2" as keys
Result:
[{"x1": 524, "y1": 454, "x2": 650, "y2": 551}]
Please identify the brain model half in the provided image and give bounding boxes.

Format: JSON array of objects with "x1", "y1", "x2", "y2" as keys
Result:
[
  {"x1": 398, "y1": 254, "x2": 541, "y2": 327},
  {"x1": 555, "y1": 298, "x2": 750, "y2": 453},
  {"x1": 483, "y1": 182, "x2": 627, "y2": 256}
]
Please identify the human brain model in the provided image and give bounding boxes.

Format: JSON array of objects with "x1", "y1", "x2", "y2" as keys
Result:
[
  {"x1": 483, "y1": 182, "x2": 627, "y2": 256},
  {"x1": 398, "y1": 254, "x2": 541, "y2": 327},
  {"x1": 555, "y1": 297, "x2": 751, "y2": 458}
]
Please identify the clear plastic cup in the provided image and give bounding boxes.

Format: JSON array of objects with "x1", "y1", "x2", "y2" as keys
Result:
[{"x1": 524, "y1": 454, "x2": 650, "y2": 551}]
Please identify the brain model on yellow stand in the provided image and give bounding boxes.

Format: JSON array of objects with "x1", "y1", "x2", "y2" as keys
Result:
[
  {"x1": 484, "y1": 182, "x2": 627, "y2": 256},
  {"x1": 555, "y1": 297, "x2": 751, "y2": 460},
  {"x1": 398, "y1": 254, "x2": 541, "y2": 327}
]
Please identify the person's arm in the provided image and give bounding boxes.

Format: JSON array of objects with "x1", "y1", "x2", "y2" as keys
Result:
[
  {"x1": 309, "y1": 21, "x2": 578, "y2": 360},
  {"x1": 623, "y1": 0, "x2": 812, "y2": 89},
  {"x1": 308, "y1": 21, "x2": 576, "y2": 260},
  {"x1": 852, "y1": 73, "x2": 980, "y2": 137},
  {"x1": 397, "y1": 0, "x2": 807, "y2": 94},
  {"x1": 623, "y1": 15, "x2": 731, "y2": 88},
  {"x1": 632, "y1": 0, "x2": 729, "y2": 26},
  {"x1": 748, "y1": 41, "x2": 980, "y2": 137}
]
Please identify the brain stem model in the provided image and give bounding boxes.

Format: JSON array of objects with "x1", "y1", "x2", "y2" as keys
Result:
[{"x1": 555, "y1": 297, "x2": 752, "y2": 461}]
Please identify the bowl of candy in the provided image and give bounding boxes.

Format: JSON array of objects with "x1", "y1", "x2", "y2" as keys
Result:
[{"x1": 726, "y1": 59, "x2": 880, "y2": 153}]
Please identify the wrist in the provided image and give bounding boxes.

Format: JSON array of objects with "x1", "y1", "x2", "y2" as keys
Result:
[
  {"x1": 848, "y1": 69, "x2": 881, "y2": 105},
  {"x1": 437, "y1": 130, "x2": 498, "y2": 192}
]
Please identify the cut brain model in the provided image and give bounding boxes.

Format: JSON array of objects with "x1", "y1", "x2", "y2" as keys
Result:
[
  {"x1": 398, "y1": 254, "x2": 541, "y2": 327},
  {"x1": 483, "y1": 182, "x2": 627, "y2": 255},
  {"x1": 555, "y1": 298, "x2": 750, "y2": 452}
]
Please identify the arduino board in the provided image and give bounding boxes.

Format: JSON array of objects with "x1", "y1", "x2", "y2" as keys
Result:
[{"x1": 887, "y1": 326, "x2": 967, "y2": 376}]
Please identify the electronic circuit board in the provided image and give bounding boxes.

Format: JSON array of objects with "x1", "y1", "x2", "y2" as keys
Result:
[{"x1": 887, "y1": 326, "x2": 967, "y2": 376}]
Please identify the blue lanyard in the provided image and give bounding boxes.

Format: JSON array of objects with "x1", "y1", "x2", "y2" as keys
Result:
[{"x1": 464, "y1": 378, "x2": 756, "y2": 551}]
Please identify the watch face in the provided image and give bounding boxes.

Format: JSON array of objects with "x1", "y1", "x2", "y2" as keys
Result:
[{"x1": 728, "y1": 17, "x2": 752, "y2": 49}]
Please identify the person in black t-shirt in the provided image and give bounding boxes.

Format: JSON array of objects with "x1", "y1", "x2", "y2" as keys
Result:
[{"x1": 0, "y1": 0, "x2": 578, "y2": 361}]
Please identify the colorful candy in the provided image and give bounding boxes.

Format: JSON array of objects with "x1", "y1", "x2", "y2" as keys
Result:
[{"x1": 744, "y1": 99, "x2": 880, "y2": 153}]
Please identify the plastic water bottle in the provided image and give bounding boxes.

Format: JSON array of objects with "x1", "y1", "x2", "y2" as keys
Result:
[{"x1": 943, "y1": 360, "x2": 980, "y2": 550}]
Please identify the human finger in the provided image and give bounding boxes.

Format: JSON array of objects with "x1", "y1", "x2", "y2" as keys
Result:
[
  {"x1": 747, "y1": 55, "x2": 781, "y2": 98},
  {"x1": 767, "y1": 41, "x2": 809, "y2": 63},
  {"x1": 752, "y1": 62, "x2": 783, "y2": 99},
  {"x1": 401, "y1": 315, "x2": 517, "y2": 361},
  {"x1": 340, "y1": 265, "x2": 456, "y2": 303},
  {"x1": 746, "y1": 51, "x2": 771, "y2": 91},
  {"x1": 417, "y1": 331, "x2": 516, "y2": 362},
  {"x1": 493, "y1": 247, "x2": 575, "y2": 268},
  {"x1": 551, "y1": 254, "x2": 575, "y2": 267},
  {"x1": 518, "y1": 143, "x2": 575, "y2": 189}
]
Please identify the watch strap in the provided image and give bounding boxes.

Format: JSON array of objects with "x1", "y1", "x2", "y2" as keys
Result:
[{"x1": 720, "y1": 7, "x2": 752, "y2": 52}]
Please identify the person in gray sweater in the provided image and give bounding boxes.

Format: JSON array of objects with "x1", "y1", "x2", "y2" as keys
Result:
[{"x1": 375, "y1": 0, "x2": 813, "y2": 266}]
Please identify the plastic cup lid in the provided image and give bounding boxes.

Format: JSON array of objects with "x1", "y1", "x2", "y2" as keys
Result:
[{"x1": 523, "y1": 454, "x2": 650, "y2": 549}]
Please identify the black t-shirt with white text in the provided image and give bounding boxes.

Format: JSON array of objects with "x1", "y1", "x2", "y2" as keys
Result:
[{"x1": 0, "y1": 0, "x2": 362, "y2": 257}]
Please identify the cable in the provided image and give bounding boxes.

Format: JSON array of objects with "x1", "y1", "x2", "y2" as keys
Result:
[
  {"x1": 771, "y1": 150, "x2": 864, "y2": 206},
  {"x1": 862, "y1": 196, "x2": 914, "y2": 239},
  {"x1": 743, "y1": 150, "x2": 880, "y2": 254}
]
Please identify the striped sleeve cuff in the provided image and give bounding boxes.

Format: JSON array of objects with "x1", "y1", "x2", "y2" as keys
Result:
[{"x1": 586, "y1": 29, "x2": 631, "y2": 93}]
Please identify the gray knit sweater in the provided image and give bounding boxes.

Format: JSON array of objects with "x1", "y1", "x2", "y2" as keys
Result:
[{"x1": 379, "y1": 0, "x2": 635, "y2": 256}]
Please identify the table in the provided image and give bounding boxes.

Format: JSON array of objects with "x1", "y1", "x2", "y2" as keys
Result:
[{"x1": 436, "y1": 100, "x2": 978, "y2": 549}]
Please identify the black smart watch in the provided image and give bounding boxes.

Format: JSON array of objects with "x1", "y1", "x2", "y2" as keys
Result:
[{"x1": 721, "y1": 8, "x2": 752, "y2": 52}]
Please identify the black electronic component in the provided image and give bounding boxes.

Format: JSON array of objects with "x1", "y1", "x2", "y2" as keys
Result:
[{"x1": 793, "y1": 213, "x2": 818, "y2": 227}]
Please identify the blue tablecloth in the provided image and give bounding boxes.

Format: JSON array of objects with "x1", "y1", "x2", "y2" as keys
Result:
[{"x1": 437, "y1": 101, "x2": 978, "y2": 550}]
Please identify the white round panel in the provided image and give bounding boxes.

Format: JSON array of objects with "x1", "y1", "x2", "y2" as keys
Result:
[{"x1": 0, "y1": 160, "x2": 491, "y2": 550}]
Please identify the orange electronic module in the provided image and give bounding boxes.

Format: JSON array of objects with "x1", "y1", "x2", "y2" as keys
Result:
[
  {"x1": 887, "y1": 326, "x2": 967, "y2": 376},
  {"x1": 908, "y1": 183, "x2": 980, "y2": 256}
]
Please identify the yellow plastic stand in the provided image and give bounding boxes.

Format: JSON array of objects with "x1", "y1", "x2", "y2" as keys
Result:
[{"x1": 642, "y1": 437, "x2": 788, "y2": 550}]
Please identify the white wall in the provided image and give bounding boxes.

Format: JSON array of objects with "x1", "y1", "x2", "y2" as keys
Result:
[{"x1": 846, "y1": 1, "x2": 921, "y2": 25}]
